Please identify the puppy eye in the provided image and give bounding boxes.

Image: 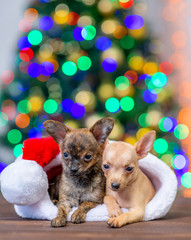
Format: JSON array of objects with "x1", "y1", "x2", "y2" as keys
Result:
[
  {"x1": 84, "y1": 154, "x2": 92, "y2": 162},
  {"x1": 103, "y1": 164, "x2": 110, "y2": 170},
  {"x1": 63, "y1": 152, "x2": 69, "y2": 158},
  {"x1": 125, "y1": 166, "x2": 133, "y2": 172}
]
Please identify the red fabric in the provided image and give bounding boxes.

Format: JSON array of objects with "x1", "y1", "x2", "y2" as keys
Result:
[
  {"x1": 22, "y1": 137, "x2": 60, "y2": 167},
  {"x1": 46, "y1": 165, "x2": 63, "y2": 181}
]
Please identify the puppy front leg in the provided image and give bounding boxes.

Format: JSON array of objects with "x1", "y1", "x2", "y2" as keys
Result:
[
  {"x1": 71, "y1": 201, "x2": 99, "y2": 224},
  {"x1": 51, "y1": 196, "x2": 71, "y2": 227},
  {"x1": 104, "y1": 195, "x2": 123, "y2": 218},
  {"x1": 107, "y1": 208, "x2": 145, "y2": 228}
]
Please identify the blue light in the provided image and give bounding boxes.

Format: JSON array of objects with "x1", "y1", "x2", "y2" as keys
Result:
[
  {"x1": 142, "y1": 89, "x2": 157, "y2": 103},
  {"x1": 124, "y1": 15, "x2": 144, "y2": 30},
  {"x1": 28, "y1": 128, "x2": 43, "y2": 138},
  {"x1": 73, "y1": 27, "x2": 84, "y2": 41},
  {"x1": 41, "y1": 61, "x2": 54, "y2": 76},
  {"x1": 17, "y1": 36, "x2": 31, "y2": 50},
  {"x1": 39, "y1": 16, "x2": 53, "y2": 31},
  {"x1": 28, "y1": 63, "x2": 41, "y2": 78},
  {"x1": 95, "y1": 37, "x2": 111, "y2": 51},
  {"x1": 102, "y1": 58, "x2": 117, "y2": 72},
  {"x1": 71, "y1": 103, "x2": 85, "y2": 119},
  {"x1": 0, "y1": 162, "x2": 7, "y2": 174},
  {"x1": 61, "y1": 99, "x2": 74, "y2": 113}
]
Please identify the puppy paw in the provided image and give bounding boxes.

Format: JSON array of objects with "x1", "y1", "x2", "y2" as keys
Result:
[
  {"x1": 71, "y1": 209, "x2": 86, "y2": 224},
  {"x1": 107, "y1": 217, "x2": 124, "y2": 228},
  {"x1": 109, "y1": 208, "x2": 123, "y2": 218},
  {"x1": 51, "y1": 217, "x2": 67, "y2": 227}
]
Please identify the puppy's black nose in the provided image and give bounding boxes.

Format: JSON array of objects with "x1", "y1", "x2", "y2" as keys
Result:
[
  {"x1": 70, "y1": 166, "x2": 78, "y2": 174},
  {"x1": 111, "y1": 182, "x2": 120, "y2": 190}
]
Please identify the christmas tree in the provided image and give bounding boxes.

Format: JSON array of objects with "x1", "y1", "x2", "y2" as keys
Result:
[{"x1": 0, "y1": 0, "x2": 189, "y2": 188}]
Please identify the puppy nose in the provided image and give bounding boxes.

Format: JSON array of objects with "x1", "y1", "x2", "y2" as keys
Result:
[
  {"x1": 70, "y1": 166, "x2": 78, "y2": 173},
  {"x1": 111, "y1": 182, "x2": 120, "y2": 190}
]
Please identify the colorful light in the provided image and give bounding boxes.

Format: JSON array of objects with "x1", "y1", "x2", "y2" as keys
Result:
[
  {"x1": 17, "y1": 100, "x2": 31, "y2": 114},
  {"x1": 82, "y1": 25, "x2": 96, "y2": 40},
  {"x1": 120, "y1": 35, "x2": 134, "y2": 49},
  {"x1": 124, "y1": 70, "x2": 138, "y2": 84},
  {"x1": 13, "y1": 144, "x2": 23, "y2": 157},
  {"x1": 61, "y1": 99, "x2": 74, "y2": 113},
  {"x1": 159, "y1": 61, "x2": 173, "y2": 75},
  {"x1": 153, "y1": 138, "x2": 168, "y2": 154},
  {"x1": 15, "y1": 114, "x2": 30, "y2": 128},
  {"x1": 62, "y1": 61, "x2": 77, "y2": 76},
  {"x1": 28, "y1": 63, "x2": 41, "y2": 78},
  {"x1": 28, "y1": 128, "x2": 43, "y2": 138},
  {"x1": 138, "y1": 113, "x2": 152, "y2": 127},
  {"x1": 102, "y1": 58, "x2": 117, "y2": 72},
  {"x1": 0, "y1": 70, "x2": 14, "y2": 84},
  {"x1": 19, "y1": 48, "x2": 33, "y2": 62},
  {"x1": 181, "y1": 172, "x2": 191, "y2": 188},
  {"x1": 73, "y1": 27, "x2": 84, "y2": 41},
  {"x1": 41, "y1": 61, "x2": 54, "y2": 76},
  {"x1": 7, "y1": 129, "x2": 22, "y2": 144},
  {"x1": 77, "y1": 56, "x2": 92, "y2": 71},
  {"x1": 115, "y1": 76, "x2": 129, "y2": 90},
  {"x1": 142, "y1": 89, "x2": 157, "y2": 103},
  {"x1": 18, "y1": 19, "x2": 32, "y2": 32},
  {"x1": 120, "y1": 96, "x2": 134, "y2": 111},
  {"x1": 0, "y1": 112, "x2": 8, "y2": 127},
  {"x1": 24, "y1": 8, "x2": 38, "y2": 22},
  {"x1": 174, "y1": 124, "x2": 189, "y2": 140},
  {"x1": 28, "y1": 30, "x2": 43, "y2": 45},
  {"x1": 39, "y1": 16, "x2": 53, "y2": 31},
  {"x1": 43, "y1": 99, "x2": 58, "y2": 114},
  {"x1": 105, "y1": 97, "x2": 120, "y2": 113},
  {"x1": 151, "y1": 72, "x2": 168, "y2": 88},
  {"x1": 95, "y1": 37, "x2": 111, "y2": 51},
  {"x1": 172, "y1": 154, "x2": 187, "y2": 170},
  {"x1": 124, "y1": 15, "x2": 144, "y2": 30},
  {"x1": 66, "y1": 12, "x2": 79, "y2": 25},
  {"x1": 159, "y1": 117, "x2": 177, "y2": 132},
  {"x1": 17, "y1": 36, "x2": 31, "y2": 50},
  {"x1": 71, "y1": 103, "x2": 85, "y2": 119},
  {"x1": 120, "y1": 0, "x2": 134, "y2": 8}
]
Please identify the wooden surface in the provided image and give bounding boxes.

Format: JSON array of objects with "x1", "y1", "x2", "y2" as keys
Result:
[{"x1": 0, "y1": 192, "x2": 191, "y2": 240}]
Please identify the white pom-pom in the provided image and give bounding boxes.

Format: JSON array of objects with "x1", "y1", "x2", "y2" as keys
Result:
[{"x1": 1, "y1": 160, "x2": 48, "y2": 205}]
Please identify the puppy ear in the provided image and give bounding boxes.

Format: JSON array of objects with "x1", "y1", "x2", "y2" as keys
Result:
[
  {"x1": 135, "y1": 131, "x2": 156, "y2": 159},
  {"x1": 43, "y1": 120, "x2": 71, "y2": 144},
  {"x1": 90, "y1": 118, "x2": 114, "y2": 146}
]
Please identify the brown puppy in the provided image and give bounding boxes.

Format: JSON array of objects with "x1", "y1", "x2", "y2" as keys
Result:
[
  {"x1": 102, "y1": 131, "x2": 156, "y2": 228},
  {"x1": 44, "y1": 117, "x2": 114, "y2": 227}
]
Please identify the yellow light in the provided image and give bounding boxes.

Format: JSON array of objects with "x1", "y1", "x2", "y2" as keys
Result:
[
  {"x1": 143, "y1": 62, "x2": 158, "y2": 75},
  {"x1": 115, "y1": 85, "x2": 135, "y2": 98},
  {"x1": 54, "y1": 11, "x2": 68, "y2": 25},
  {"x1": 124, "y1": 136, "x2": 137, "y2": 145},
  {"x1": 29, "y1": 96, "x2": 43, "y2": 112},
  {"x1": 161, "y1": 153, "x2": 173, "y2": 166},
  {"x1": 85, "y1": 114, "x2": 105, "y2": 129},
  {"x1": 64, "y1": 120, "x2": 79, "y2": 129},
  {"x1": 97, "y1": 83, "x2": 115, "y2": 101},
  {"x1": 109, "y1": 121, "x2": 124, "y2": 140},
  {"x1": 39, "y1": 44, "x2": 53, "y2": 59},
  {"x1": 98, "y1": 0, "x2": 115, "y2": 15},
  {"x1": 75, "y1": 91, "x2": 96, "y2": 112},
  {"x1": 128, "y1": 26, "x2": 146, "y2": 39},
  {"x1": 102, "y1": 48, "x2": 124, "y2": 65},
  {"x1": 101, "y1": 19, "x2": 119, "y2": 34},
  {"x1": 128, "y1": 56, "x2": 144, "y2": 72}
]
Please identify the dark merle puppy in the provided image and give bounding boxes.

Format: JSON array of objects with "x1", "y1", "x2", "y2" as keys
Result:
[{"x1": 44, "y1": 118, "x2": 114, "y2": 227}]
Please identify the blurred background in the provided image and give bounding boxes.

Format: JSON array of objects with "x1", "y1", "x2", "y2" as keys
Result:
[{"x1": 0, "y1": 0, "x2": 191, "y2": 197}]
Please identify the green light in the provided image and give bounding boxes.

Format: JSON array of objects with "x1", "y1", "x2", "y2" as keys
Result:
[
  {"x1": 77, "y1": 56, "x2": 92, "y2": 71},
  {"x1": 181, "y1": 172, "x2": 191, "y2": 188},
  {"x1": 17, "y1": 100, "x2": 31, "y2": 114},
  {"x1": 13, "y1": 144, "x2": 23, "y2": 157},
  {"x1": 7, "y1": 129, "x2": 22, "y2": 144},
  {"x1": 153, "y1": 138, "x2": 168, "y2": 154},
  {"x1": 62, "y1": 61, "x2": 77, "y2": 76},
  {"x1": 138, "y1": 113, "x2": 152, "y2": 127},
  {"x1": 174, "y1": 124, "x2": 189, "y2": 140},
  {"x1": 28, "y1": 30, "x2": 43, "y2": 45},
  {"x1": 120, "y1": 97, "x2": 134, "y2": 111},
  {"x1": 105, "y1": 97, "x2": 120, "y2": 113},
  {"x1": 115, "y1": 76, "x2": 129, "y2": 90},
  {"x1": 151, "y1": 72, "x2": 167, "y2": 88},
  {"x1": 147, "y1": 81, "x2": 163, "y2": 93},
  {"x1": 0, "y1": 112, "x2": 8, "y2": 127},
  {"x1": 82, "y1": 25, "x2": 96, "y2": 40},
  {"x1": 158, "y1": 117, "x2": 167, "y2": 132},
  {"x1": 120, "y1": 35, "x2": 134, "y2": 50},
  {"x1": 43, "y1": 99, "x2": 58, "y2": 114}
]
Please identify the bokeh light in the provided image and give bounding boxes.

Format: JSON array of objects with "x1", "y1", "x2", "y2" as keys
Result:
[
  {"x1": 7, "y1": 129, "x2": 22, "y2": 144},
  {"x1": 120, "y1": 96, "x2": 134, "y2": 111},
  {"x1": 62, "y1": 61, "x2": 77, "y2": 76},
  {"x1": 153, "y1": 138, "x2": 168, "y2": 154},
  {"x1": 17, "y1": 100, "x2": 32, "y2": 114},
  {"x1": 28, "y1": 30, "x2": 43, "y2": 45},
  {"x1": 172, "y1": 154, "x2": 187, "y2": 170},
  {"x1": 61, "y1": 99, "x2": 74, "y2": 113},
  {"x1": 159, "y1": 61, "x2": 173, "y2": 75},
  {"x1": 77, "y1": 56, "x2": 92, "y2": 71},
  {"x1": 120, "y1": 35, "x2": 134, "y2": 49},
  {"x1": 19, "y1": 48, "x2": 33, "y2": 61},
  {"x1": 142, "y1": 89, "x2": 157, "y2": 103},
  {"x1": 102, "y1": 58, "x2": 117, "y2": 72},
  {"x1": 13, "y1": 144, "x2": 23, "y2": 157},
  {"x1": 17, "y1": 36, "x2": 31, "y2": 50},
  {"x1": 138, "y1": 113, "x2": 152, "y2": 127},
  {"x1": 124, "y1": 15, "x2": 144, "y2": 29},
  {"x1": 0, "y1": 70, "x2": 14, "y2": 84},
  {"x1": 82, "y1": 25, "x2": 96, "y2": 40},
  {"x1": 71, "y1": 103, "x2": 85, "y2": 119},
  {"x1": 73, "y1": 27, "x2": 84, "y2": 41},
  {"x1": 95, "y1": 37, "x2": 111, "y2": 51},
  {"x1": 0, "y1": 112, "x2": 8, "y2": 127},
  {"x1": 41, "y1": 61, "x2": 54, "y2": 76},
  {"x1": 28, "y1": 63, "x2": 41, "y2": 77},
  {"x1": 115, "y1": 76, "x2": 129, "y2": 90},
  {"x1": 105, "y1": 97, "x2": 120, "y2": 113},
  {"x1": 174, "y1": 124, "x2": 189, "y2": 140},
  {"x1": 43, "y1": 99, "x2": 58, "y2": 114},
  {"x1": 151, "y1": 72, "x2": 168, "y2": 88},
  {"x1": 181, "y1": 172, "x2": 191, "y2": 188},
  {"x1": 15, "y1": 114, "x2": 30, "y2": 128},
  {"x1": 39, "y1": 16, "x2": 53, "y2": 31},
  {"x1": 159, "y1": 117, "x2": 177, "y2": 132},
  {"x1": 24, "y1": 8, "x2": 38, "y2": 22}
]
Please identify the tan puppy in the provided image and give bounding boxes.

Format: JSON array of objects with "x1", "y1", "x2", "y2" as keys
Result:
[{"x1": 102, "y1": 131, "x2": 156, "y2": 228}]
